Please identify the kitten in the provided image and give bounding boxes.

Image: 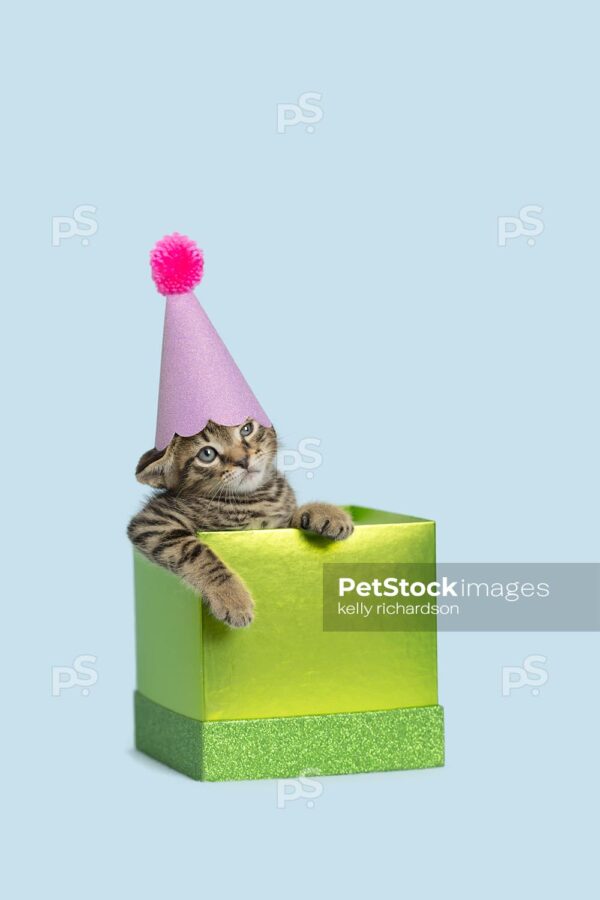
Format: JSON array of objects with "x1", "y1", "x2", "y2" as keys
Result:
[{"x1": 127, "y1": 420, "x2": 353, "y2": 627}]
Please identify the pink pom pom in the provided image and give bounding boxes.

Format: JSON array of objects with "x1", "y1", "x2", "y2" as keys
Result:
[{"x1": 150, "y1": 233, "x2": 204, "y2": 295}]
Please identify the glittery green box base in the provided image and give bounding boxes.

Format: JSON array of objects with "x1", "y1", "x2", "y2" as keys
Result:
[{"x1": 134, "y1": 691, "x2": 445, "y2": 781}]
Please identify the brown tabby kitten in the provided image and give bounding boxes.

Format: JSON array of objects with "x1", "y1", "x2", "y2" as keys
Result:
[{"x1": 127, "y1": 420, "x2": 353, "y2": 627}]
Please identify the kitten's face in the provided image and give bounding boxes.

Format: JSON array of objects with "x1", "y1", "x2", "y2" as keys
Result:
[{"x1": 136, "y1": 420, "x2": 278, "y2": 495}]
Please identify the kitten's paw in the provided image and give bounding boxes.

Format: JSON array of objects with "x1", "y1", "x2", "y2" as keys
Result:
[
  {"x1": 205, "y1": 575, "x2": 255, "y2": 628},
  {"x1": 294, "y1": 503, "x2": 354, "y2": 541}
]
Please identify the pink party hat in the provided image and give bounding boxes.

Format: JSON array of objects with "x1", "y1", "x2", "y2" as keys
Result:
[{"x1": 150, "y1": 233, "x2": 271, "y2": 450}]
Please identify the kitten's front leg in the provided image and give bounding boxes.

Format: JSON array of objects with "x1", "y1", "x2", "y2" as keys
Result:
[
  {"x1": 181, "y1": 543, "x2": 255, "y2": 628},
  {"x1": 291, "y1": 503, "x2": 354, "y2": 541},
  {"x1": 128, "y1": 513, "x2": 254, "y2": 627}
]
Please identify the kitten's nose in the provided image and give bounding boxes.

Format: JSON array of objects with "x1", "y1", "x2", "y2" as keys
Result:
[{"x1": 233, "y1": 456, "x2": 250, "y2": 469}]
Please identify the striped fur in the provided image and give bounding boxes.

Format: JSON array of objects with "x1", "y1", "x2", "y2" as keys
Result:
[{"x1": 127, "y1": 420, "x2": 353, "y2": 627}]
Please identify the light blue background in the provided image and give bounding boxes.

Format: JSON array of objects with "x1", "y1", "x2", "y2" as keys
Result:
[{"x1": 2, "y1": 1, "x2": 598, "y2": 897}]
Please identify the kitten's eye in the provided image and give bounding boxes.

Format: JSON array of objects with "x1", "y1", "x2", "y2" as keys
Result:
[
  {"x1": 197, "y1": 446, "x2": 218, "y2": 463},
  {"x1": 240, "y1": 422, "x2": 254, "y2": 437}
]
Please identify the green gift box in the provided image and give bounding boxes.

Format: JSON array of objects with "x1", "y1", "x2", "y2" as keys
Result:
[{"x1": 133, "y1": 506, "x2": 444, "y2": 780}]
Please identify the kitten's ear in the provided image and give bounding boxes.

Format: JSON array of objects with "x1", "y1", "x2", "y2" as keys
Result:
[{"x1": 135, "y1": 444, "x2": 178, "y2": 488}]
